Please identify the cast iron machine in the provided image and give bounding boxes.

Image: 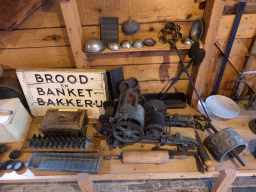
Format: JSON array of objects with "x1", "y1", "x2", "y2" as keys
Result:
[{"x1": 99, "y1": 78, "x2": 198, "y2": 151}]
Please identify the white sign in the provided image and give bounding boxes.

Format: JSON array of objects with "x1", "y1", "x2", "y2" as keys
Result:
[{"x1": 17, "y1": 68, "x2": 109, "y2": 118}]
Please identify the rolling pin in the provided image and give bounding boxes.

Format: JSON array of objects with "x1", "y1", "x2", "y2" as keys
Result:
[
  {"x1": 103, "y1": 150, "x2": 187, "y2": 164},
  {"x1": 195, "y1": 131, "x2": 215, "y2": 172}
]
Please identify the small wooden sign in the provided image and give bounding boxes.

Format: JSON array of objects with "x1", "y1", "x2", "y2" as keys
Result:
[{"x1": 17, "y1": 68, "x2": 109, "y2": 118}]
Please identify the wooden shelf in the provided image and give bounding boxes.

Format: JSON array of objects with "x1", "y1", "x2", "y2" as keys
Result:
[
  {"x1": 85, "y1": 41, "x2": 203, "y2": 54},
  {"x1": 0, "y1": 104, "x2": 256, "y2": 191}
]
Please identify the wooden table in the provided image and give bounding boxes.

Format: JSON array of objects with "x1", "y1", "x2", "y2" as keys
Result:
[{"x1": 0, "y1": 104, "x2": 256, "y2": 192}]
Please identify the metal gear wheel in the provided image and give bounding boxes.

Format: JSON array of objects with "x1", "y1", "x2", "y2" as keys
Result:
[{"x1": 112, "y1": 121, "x2": 144, "y2": 143}]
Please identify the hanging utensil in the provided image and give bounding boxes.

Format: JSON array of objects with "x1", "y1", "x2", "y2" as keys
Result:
[{"x1": 190, "y1": 19, "x2": 204, "y2": 42}]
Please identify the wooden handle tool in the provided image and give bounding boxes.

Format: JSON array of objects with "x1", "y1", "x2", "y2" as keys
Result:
[
  {"x1": 195, "y1": 131, "x2": 215, "y2": 172},
  {"x1": 194, "y1": 153, "x2": 205, "y2": 173}
]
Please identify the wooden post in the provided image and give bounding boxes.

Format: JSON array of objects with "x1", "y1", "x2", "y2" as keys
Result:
[
  {"x1": 211, "y1": 169, "x2": 236, "y2": 192},
  {"x1": 77, "y1": 173, "x2": 93, "y2": 192},
  {"x1": 190, "y1": 0, "x2": 225, "y2": 105},
  {"x1": 240, "y1": 39, "x2": 256, "y2": 93},
  {"x1": 59, "y1": 0, "x2": 89, "y2": 68}
]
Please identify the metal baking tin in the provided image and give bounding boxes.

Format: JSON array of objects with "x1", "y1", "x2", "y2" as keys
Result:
[
  {"x1": 40, "y1": 109, "x2": 89, "y2": 135},
  {"x1": 27, "y1": 153, "x2": 100, "y2": 173}
]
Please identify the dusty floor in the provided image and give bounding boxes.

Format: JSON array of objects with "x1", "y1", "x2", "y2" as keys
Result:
[{"x1": 0, "y1": 176, "x2": 256, "y2": 192}]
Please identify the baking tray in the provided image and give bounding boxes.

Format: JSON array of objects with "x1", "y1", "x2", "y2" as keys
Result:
[{"x1": 27, "y1": 153, "x2": 100, "y2": 173}]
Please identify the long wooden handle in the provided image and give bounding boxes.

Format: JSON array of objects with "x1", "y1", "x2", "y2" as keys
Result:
[
  {"x1": 170, "y1": 154, "x2": 188, "y2": 159},
  {"x1": 195, "y1": 131, "x2": 215, "y2": 172},
  {"x1": 194, "y1": 153, "x2": 205, "y2": 173},
  {"x1": 205, "y1": 160, "x2": 215, "y2": 172}
]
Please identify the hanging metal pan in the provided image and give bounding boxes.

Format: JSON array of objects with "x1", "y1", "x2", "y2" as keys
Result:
[
  {"x1": 190, "y1": 19, "x2": 204, "y2": 42},
  {"x1": 188, "y1": 41, "x2": 200, "y2": 58},
  {"x1": 192, "y1": 48, "x2": 206, "y2": 67}
]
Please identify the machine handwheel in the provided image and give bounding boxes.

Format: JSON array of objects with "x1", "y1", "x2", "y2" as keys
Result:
[{"x1": 112, "y1": 122, "x2": 144, "y2": 143}]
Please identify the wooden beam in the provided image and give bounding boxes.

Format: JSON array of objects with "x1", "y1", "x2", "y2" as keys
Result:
[
  {"x1": 77, "y1": 173, "x2": 93, "y2": 192},
  {"x1": 211, "y1": 169, "x2": 236, "y2": 192},
  {"x1": 217, "y1": 14, "x2": 256, "y2": 40},
  {"x1": 0, "y1": 46, "x2": 76, "y2": 70},
  {"x1": 215, "y1": 39, "x2": 252, "y2": 96},
  {"x1": 190, "y1": 0, "x2": 226, "y2": 105},
  {"x1": 59, "y1": 0, "x2": 88, "y2": 68},
  {"x1": 0, "y1": 0, "x2": 47, "y2": 30},
  {"x1": 91, "y1": 63, "x2": 190, "y2": 81},
  {"x1": 240, "y1": 38, "x2": 256, "y2": 93}
]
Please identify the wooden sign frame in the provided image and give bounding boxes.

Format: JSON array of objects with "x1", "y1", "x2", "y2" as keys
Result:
[{"x1": 17, "y1": 68, "x2": 109, "y2": 118}]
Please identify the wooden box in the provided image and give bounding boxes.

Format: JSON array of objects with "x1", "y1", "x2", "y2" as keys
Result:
[{"x1": 39, "y1": 109, "x2": 89, "y2": 135}]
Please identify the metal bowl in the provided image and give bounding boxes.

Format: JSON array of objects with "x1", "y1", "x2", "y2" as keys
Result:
[
  {"x1": 132, "y1": 39, "x2": 143, "y2": 48},
  {"x1": 143, "y1": 38, "x2": 156, "y2": 46},
  {"x1": 205, "y1": 95, "x2": 240, "y2": 119},
  {"x1": 83, "y1": 38, "x2": 104, "y2": 53},
  {"x1": 120, "y1": 40, "x2": 131, "y2": 49},
  {"x1": 122, "y1": 19, "x2": 140, "y2": 35},
  {"x1": 107, "y1": 42, "x2": 120, "y2": 51},
  {"x1": 190, "y1": 19, "x2": 203, "y2": 42},
  {"x1": 181, "y1": 38, "x2": 193, "y2": 45}
]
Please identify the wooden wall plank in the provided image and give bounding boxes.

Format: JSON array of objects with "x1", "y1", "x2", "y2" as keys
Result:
[
  {"x1": 224, "y1": 1, "x2": 256, "y2": 14},
  {"x1": 244, "y1": 39, "x2": 256, "y2": 72},
  {"x1": 217, "y1": 14, "x2": 256, "y2": 40},
  {"x1": 215, "y1": 39, "x2": 251, "y2": 96},
  {"x1": 1, "y1": 69, "x2": 189, "y2": 97},
  {"x1": 199, "y1": 39, "x2": 252, "y2": 97},
  {"x1": 1, "y1": 61, "x2": 190, "y2": 84},
  {"x1": 216, "y1": 39, "x2": 252, "y2": 72},
  {"x1": 0, "y1": 22, "x2": 192, "y2": 49},
  {"x1": 245, "y1": 74, "x2": 256, "y2": 93},
  {"x1": 0, "y1": 46, "x2": 75, "y2": 70},
  {"x1": 243, "y1": 39, "x2": 256, "y2": 93},
  {"x1": 1, "y1": 15, "x2": 255, "y2": 49},
  {"x1": 88, "y1": 51, "x2": 191, "y2": 66},
  {"x1": 0, "y1": 46, "x2": 192, "y2": 70},
  {"x1": 140, "y1": 80, "x2": 189, "y2": 95},
  {"x1": 1, "y1": 67, "x2": 189, "y2": 95},
  {"x1": 91, "y1": 63, "x2": 190, "y2": 82},
  {"x1": 0, "y1": 27, "x2": 69, "y2": 49},
  {"x1": 16, "y1": 0, "x2": 204, "y2": 29}
]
